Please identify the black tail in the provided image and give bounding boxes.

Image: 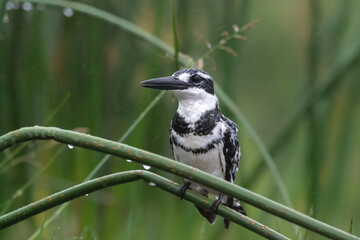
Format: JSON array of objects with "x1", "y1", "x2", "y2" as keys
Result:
[
  {"x1": 195, "y1": 204, "x2": 217, "y2": 224},
  {"x1": 192, "y1": 189, "x2": 217, "y2": 224},
  {"x1": 193, "y1": 196, "x2": 246, "y2": 228},
  {"x1": 224, "y1": 197, "x2": 247, "y2": 229}
]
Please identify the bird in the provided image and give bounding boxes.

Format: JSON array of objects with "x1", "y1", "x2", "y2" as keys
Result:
[{"x1": 141, "y1": 68, "x2": 246, "y2": 229}]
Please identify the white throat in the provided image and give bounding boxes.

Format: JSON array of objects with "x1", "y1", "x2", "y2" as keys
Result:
[{"x1": 172, "y1": 88, "x2": 218, "y2": 123}]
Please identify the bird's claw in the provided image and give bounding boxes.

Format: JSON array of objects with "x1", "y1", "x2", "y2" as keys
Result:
[
  {"x1": 210, "y1": 193, "x2": 223, "y2": 213},
  {"x1": 178, "y1": 182, "x2": 191, "y2": 200}
]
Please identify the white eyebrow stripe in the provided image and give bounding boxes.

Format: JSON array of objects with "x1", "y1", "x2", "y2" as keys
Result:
[
  {"x1": 197, "y1": 72, "x2": 211, "y2": 79},
  {"x1": 177, "y1": 73, "x2": 190, "y2": 82}
]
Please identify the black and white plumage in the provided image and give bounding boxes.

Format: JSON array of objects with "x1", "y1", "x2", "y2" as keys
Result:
[{"x1": 141, "y1": 68, "x2": 246, "y2": 228}]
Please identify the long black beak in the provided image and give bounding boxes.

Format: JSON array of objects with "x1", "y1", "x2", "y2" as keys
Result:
[{"x1": 141, "y1": 76, "x2": 191, "y2": 90}]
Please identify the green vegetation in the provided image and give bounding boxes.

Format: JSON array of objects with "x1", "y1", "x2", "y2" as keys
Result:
[
  {"x1": 1, "y1": 1, "x2": 360, "y2": 239},
  {"x1": 1, "y1": 126, "x2": 359, "y2": 240}
]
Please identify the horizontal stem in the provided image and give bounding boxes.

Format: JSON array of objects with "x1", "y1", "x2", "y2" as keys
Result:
[
  {"x1": 0, "y1": 170, "x2": 288, "y2": 240},
  {"x1": 0, "y1": 127, "x2": 358, "y2": 240}
]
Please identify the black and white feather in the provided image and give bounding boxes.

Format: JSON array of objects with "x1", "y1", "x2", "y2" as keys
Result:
[{"x1": 141, "y1": 68, "x2": 246, "y2": 228}]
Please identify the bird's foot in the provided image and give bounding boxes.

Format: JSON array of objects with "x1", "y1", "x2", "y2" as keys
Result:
[
  {"x1": 178, "y1": 182, "x2": 191, "y2": 200},
  {"x1": 210, "y1": 193, "x2": 224, "y2": 213}
]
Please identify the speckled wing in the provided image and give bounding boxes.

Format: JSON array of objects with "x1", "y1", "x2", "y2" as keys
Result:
[
  {"x1": 221, "y1": 115, "x2": 243, "y2": 228},
  {"x1": 221, "y1": 115, "x2": 241, "y2": 184},
  {"x1": 169, "y1": 121, "x2": 174, "y2": 153}
]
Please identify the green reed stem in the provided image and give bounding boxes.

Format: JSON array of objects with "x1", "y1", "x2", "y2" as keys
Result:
[{"x1": 0, "y1": 127, "x2": 358, "y2": 240}]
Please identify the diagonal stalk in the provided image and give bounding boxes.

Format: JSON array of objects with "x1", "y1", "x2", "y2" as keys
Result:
[
  {"x1": 245, "y1": 39, "x2": 360, "y2": 189},
  {"x1": 85, "y1": 91, "x2": 166, "y2": 180},
  {"x1": 12, "y1": 0, "x2": 194, "y2": 67}
]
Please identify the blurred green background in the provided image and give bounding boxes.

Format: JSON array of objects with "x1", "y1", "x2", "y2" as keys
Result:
[{"x1": 1, "y1": 0, "x2": 360, "y2": 239}]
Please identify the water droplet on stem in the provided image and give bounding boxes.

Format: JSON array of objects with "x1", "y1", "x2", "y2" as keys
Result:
[
  {"x1": 63, "y1": 8, "x2": 74, "y2": 17},
  {"x1": 143, "y1": 165, "x2": 151, "y2": 170}
]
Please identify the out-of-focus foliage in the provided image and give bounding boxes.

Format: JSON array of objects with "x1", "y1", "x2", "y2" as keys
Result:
[{"x1": 0, "y1": 1, "x2": 359, "y2": 239}]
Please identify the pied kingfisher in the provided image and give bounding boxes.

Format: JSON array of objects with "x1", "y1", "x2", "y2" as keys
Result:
[{"x1": 141, "y1": 68, "x2": 246, "y2": 228}]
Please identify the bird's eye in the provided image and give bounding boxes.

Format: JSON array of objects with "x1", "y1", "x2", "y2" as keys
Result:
[{"x1": 190, "y1": 75, "x2": 203, "y2": 84}]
